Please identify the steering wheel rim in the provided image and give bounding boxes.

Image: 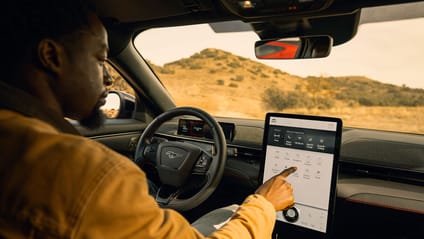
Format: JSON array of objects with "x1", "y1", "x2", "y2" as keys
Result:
[{"x1": 134, "y1": 107, "x2": 227, "y2": 211}]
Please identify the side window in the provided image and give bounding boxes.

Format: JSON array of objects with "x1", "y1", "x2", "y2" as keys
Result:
[{"x1": 102, "y1": 63, "x2": 136, "y2": 119}]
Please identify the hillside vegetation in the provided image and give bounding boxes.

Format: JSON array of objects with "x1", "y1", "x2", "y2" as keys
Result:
[{"x1": 143, "y1": 48, "x2": 424, "y2": 133}]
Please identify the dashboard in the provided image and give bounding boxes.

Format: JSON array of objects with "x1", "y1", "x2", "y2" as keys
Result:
[
  {"x1": 153, "y1": 117, "x2": 424, "y2": 238},
  {"x1": 88, "y1": 115, "x2": 424, "y2": 239}
]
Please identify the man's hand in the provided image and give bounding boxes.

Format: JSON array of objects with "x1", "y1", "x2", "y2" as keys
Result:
[{"x1": 255, "y1": 167, "x2": 297, "y2": 211}]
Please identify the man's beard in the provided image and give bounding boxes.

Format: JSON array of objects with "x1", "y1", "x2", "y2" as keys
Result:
[{"x1": 79, "y1": 104, "x2": 106, "y2": 130}]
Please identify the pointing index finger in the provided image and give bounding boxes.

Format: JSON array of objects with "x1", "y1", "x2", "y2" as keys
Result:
[{"x1": 279, "y1": 166, "x2": 297, "y2": 178}]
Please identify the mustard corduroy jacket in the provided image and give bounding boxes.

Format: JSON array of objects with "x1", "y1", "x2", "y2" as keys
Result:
[{"x1": 0, "y1": 95, "x2": 276, "y2": 239}]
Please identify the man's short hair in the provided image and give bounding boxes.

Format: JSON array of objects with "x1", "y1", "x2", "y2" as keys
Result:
[{"x1": 1, "y1": 0, "x2": 96, "y2": 80}]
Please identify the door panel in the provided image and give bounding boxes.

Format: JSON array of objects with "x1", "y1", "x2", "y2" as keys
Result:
[{"x1": 72, "y1": 119, "x2": 147, "y2": 159}]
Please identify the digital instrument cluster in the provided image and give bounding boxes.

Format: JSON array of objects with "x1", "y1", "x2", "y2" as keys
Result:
[{"x1": 177, "y1": 119, "x2": 235, "y2": 141}]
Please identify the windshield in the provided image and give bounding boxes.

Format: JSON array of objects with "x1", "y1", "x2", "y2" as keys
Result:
[{"x1": 135, "y1": 17, "x2": 424, "y2": 135}]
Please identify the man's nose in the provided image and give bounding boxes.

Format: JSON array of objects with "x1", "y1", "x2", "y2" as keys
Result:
[{"x1": 103, "y1": 65, "x2": 113, "y2": 86}]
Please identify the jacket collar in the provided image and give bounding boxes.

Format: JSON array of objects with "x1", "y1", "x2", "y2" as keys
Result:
[{"x1": 0, "y1": 81, "x2": 80, "y2": 135}]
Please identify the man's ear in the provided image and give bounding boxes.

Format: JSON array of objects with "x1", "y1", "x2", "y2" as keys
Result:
[{"x1": 37, "y1": 39, "x2": 65, "y2": 74}]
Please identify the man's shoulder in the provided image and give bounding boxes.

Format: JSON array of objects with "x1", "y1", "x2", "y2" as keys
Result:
[
  {"x1": 0, "y1": 109, "x2": 66, "y2": 135},
  {"x1": 0, "y1": 108, "x2": 138, "y2": 184},
  {"x1": 0, "y1": 110, "x2": 144, "y2": 238}
]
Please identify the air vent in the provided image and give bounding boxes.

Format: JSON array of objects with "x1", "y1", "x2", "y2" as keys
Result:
[
  {"x1": 234, "y1": 147, "x2": 262, "y2": 164},
  {"x1": 340, "y1": 161, "x2": 424, "y2": 186}
]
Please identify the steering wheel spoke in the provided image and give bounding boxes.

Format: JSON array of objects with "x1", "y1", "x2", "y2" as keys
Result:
[
  {"x1": 143, "y1": 143, "x2": 159, "y2": 161},
  {"x1": 192, "y1": 153, "x2": 213, "y2": 175},
  {"x1": 156, "y1": 185, "x2": 182, "y2": 206}
]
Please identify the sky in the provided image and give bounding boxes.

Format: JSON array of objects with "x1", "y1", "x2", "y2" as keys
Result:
[{"x1": 135, "y1": 18, "x2": 424, "y2": 89}]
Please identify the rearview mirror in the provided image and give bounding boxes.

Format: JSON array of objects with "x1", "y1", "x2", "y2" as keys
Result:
[{"x1": 255, "y1": 36, "x2": 333, "y2": 59}]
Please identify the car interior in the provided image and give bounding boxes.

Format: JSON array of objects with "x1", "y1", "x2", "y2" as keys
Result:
[{"x1": 74, "y1": 0, "x2": 423, "y2": 238}]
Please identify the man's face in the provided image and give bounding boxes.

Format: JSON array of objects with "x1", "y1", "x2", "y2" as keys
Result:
[{"x1": 58, "y1": 13, "x2": 111, "y2": 129}]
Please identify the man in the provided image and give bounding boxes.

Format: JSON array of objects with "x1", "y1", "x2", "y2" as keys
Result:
[{"x1": 0, "y1": 0, "x2": 296, "y2": 238}]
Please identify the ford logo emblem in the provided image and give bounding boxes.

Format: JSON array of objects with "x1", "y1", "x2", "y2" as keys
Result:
[{"x1": 165, "y1": 151, "x2": 183, "y2": 159}]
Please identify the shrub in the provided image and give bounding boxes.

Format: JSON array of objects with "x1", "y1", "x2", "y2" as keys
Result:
[
  {"x1": 159, "y1": 68, "x2": 175, "y2": 74},
  {"x1": 262, "y1": 88, "x2": 301, "y2": 110},
  {"x1": 189, "y1": 63, "x2": 202, "y2": 70},
  {"x1": 273, "y1": 69, "x2": 283, "y2": 75},
  {"x1": 228, "y1": 62, "x2": 241, "y2": 68},
  {"x1": 260, "y1": 73, "x2": 270, "y2": 78},
  {"x1": 262, "y1": 88, "x2": 334, "y2": 110},
  {"x1": 315, "y1": 97, "x2": 335, "y2": 109},
  {"x1": 201, "y1": 49, "x2": 218, "y2": 58},
  {"x1": 230, "y1": 75, "x2": 244, "y2": 82},
  {"x1": 247, "y1": 69, "x2": 258, "y2": 75},
  {"x1": 191, "y1": 53, "x2": 202, "y2": 59}
]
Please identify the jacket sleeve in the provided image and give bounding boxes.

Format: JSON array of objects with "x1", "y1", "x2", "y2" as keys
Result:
[{"x1": 73, "y1": 155, "x2": 276, "y2": 239}]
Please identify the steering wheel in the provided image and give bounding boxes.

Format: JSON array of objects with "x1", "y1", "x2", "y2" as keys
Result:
[{"x1": 134, "y1": 107, "x2": 227, "y2": 211}]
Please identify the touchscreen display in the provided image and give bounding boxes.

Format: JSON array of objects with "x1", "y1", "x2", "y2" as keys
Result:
[{"x1": 261, "y1": 113, "x2": 342, "y2": 237}]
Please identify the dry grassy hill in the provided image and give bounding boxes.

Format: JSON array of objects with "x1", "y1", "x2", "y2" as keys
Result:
[
  {"x1": 147, "y1": 48, "x2": 423, "y2": 118},
  {"x1": 152, "y1": 48, "x2": 307, "y2": 117},
  {"x1": 142, "y1": 48, "x2": 424, "y2": 133}
]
